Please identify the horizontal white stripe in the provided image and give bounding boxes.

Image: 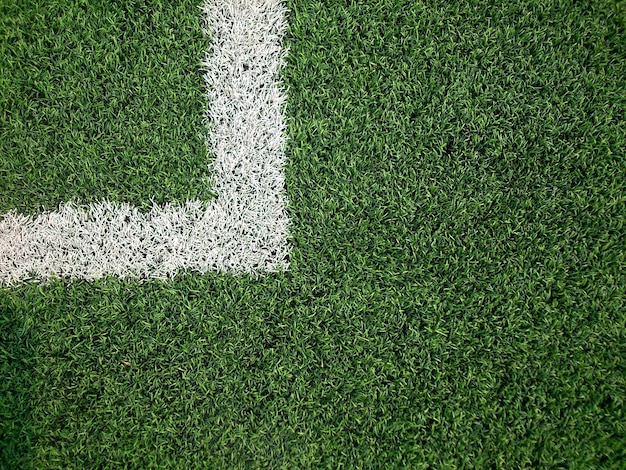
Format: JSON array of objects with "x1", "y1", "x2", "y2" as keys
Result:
[{"x1": 0, "y1": 0, "x2": 290, "y2": 284}]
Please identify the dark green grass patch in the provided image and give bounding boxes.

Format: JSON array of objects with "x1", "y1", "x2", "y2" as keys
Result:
[
  {"x1": 0, "y1": 0, "x2": 212, "y2": 215},
  {"x1": 1, "y1": 0, "x2": 625, "y2": 468}
]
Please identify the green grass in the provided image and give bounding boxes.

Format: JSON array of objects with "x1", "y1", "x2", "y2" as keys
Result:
[
  {"x1": 0, "y1": 0, "x2": 212, "y2": 214},
  {"x1": 2, "y1": 0, "x2": 626, "y2": 468}
]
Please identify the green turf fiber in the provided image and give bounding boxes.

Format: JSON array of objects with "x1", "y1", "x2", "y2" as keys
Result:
[
  {"x1": 0, "y1": 0, "x2": 212, "y2": 214},
  {"x1": 1, "y1": 0, "x2": 625, "y2": 467}
]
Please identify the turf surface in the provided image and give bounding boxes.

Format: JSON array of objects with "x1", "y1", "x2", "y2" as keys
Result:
[
  {"x1": 0, "y1": 0, "x2": 212, "y2": 214},
  {"x1": 1, "y1": 0, "x2": 626, "y2": 467}
]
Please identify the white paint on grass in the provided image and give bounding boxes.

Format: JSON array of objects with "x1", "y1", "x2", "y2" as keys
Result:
[{"x1": 0, "y1": 0, "x2": 290, "y2": 284}]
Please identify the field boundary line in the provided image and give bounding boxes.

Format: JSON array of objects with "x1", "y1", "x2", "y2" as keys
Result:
[{"x1": 0, "y1": 0, "x2": 290, "y2": 284}]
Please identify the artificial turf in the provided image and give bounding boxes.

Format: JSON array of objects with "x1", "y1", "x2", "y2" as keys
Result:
[
  {"x1": 0, "y1": 0, "x2": 212, "y2": 215},
  {"x1": 1, "y1": 0, "x2": 625, "y2": 468}
]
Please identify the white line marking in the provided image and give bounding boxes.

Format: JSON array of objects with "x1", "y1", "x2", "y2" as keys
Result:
[{"x1": 0, "y1": 0, "x2": 290, "y2": 284}]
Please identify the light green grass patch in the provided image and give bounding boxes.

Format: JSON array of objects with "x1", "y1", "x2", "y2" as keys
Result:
[{"x1": 0, "y1": 0, "x2": 212, "y2": 215}]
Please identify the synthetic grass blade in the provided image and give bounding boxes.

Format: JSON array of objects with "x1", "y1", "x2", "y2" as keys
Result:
[{"x1": 0, "y1": 0, "x2": 290, "y2": 284}]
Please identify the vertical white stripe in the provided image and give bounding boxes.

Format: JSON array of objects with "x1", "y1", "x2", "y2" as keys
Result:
[{"x1": 0, "y1": 0, "x2": 290, "y2": 284}]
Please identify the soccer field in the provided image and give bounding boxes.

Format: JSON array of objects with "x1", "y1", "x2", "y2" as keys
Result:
[{"x1": 2, "y1": 0, "x2": 625, "y2": 467}]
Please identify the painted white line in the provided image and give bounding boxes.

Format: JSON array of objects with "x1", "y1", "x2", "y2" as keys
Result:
[{"x1": 0, "y1": 0, "x2": 290, "y2": 284}]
